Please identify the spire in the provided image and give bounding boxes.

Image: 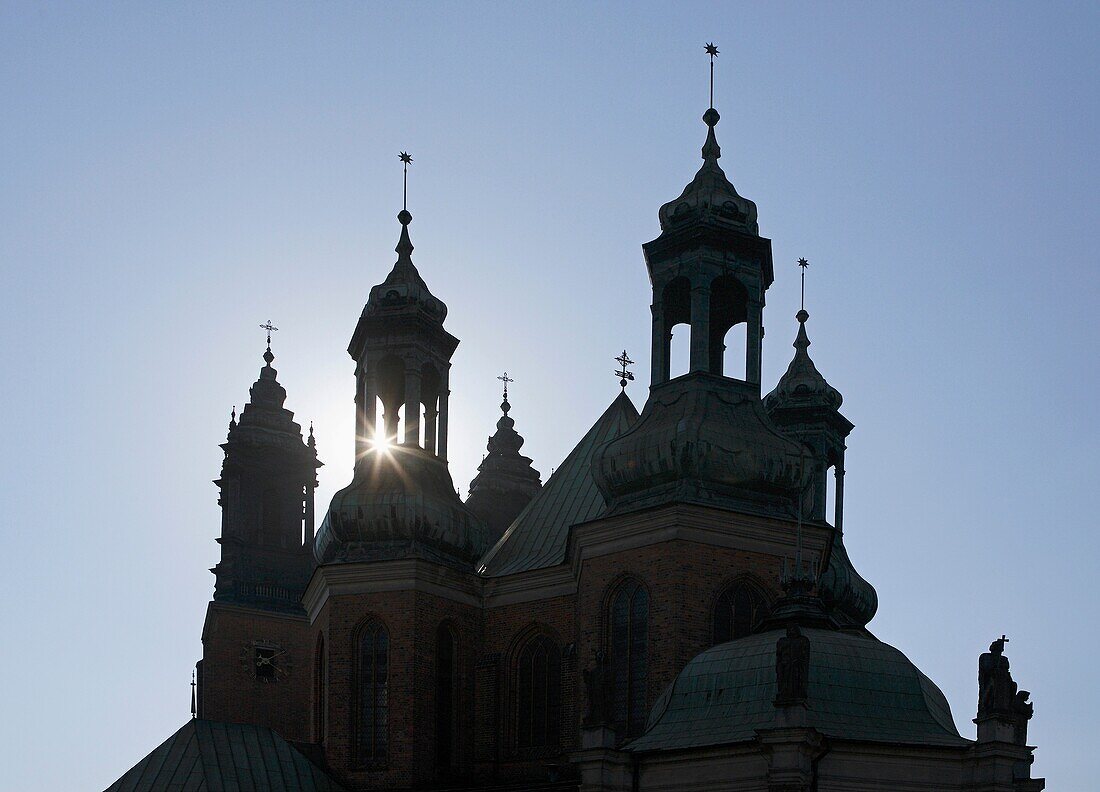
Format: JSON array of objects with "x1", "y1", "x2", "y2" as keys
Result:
[
  {"x1": 466, "y1": 373, "x2": 542, "y2": 543},
  {"x1": 363, "y1": 152, "x2": 449, "y2": 323},
  {"x1": 656, "y1": 44, "x2": 758, "y2": 235},
  {"x1": 763, "y1": 262, "x2": 844, "y2": 414}
]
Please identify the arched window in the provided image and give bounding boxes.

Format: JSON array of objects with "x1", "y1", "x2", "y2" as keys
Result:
[
  {"x1": 436, "y1": 623, "x2": 458, "y2": 773},
  {"x1": 713, "y1": 583, "x2": 768, "y2": 644},
  {"x1": 357, "y1": 621, "x2": 389, "y2": 764},
  {"x1": 609, "y1": 579, "x2": 649, "y2": 737},
  {"x1": 515, "y1": 634, "x2": 561, "y2": 750}
]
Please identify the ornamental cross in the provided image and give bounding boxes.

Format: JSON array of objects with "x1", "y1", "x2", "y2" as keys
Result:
[
  {"x1": 497, "y1": 371, "x2": 514, "y2": 399},
  {"x1": 614, "y1": 350, "x2": 635, "y2": 390},
  {"x1": 259, "y1": 320, "x2": 278, "y2": 348},
  {"x1": 705, "y1": 42, "x2": 719, "y2": 109},
  {"x1": 399, "y1": 151, "x2": 412, "y2": 210}
]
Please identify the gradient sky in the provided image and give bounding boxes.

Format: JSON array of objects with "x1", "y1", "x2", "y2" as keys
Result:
[{"x1": 1, "y1": 3, "x2": 1097, "y2": 790}]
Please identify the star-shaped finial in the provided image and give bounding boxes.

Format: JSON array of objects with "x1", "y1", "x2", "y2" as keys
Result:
[
  {"x1": 797, "y1": 257, "x2": 809, "y2": 269},
  {"x1": 705, "y1": 42, "x2": 719, "y2": 57},
  {"x1": 399, "y1": 151, "x2": 412, "y2": 164}
]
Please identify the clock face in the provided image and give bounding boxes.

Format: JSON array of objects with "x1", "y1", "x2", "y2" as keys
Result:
[{"x1": 241, "y1": 640, "x2": 291, "y2": 682}]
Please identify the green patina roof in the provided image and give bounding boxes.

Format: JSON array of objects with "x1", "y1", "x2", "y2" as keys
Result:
[
  {"x1": 105, "y1": 719, "x2": 344, "y2": 792},
  {"x1": 629, "y1": 628, "x2": 969, "y2": 752},
  {"x1": 478, "y1": 392, "x2": 638, "y2": 577}
]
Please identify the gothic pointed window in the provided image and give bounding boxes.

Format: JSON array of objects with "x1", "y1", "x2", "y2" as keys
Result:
[
  {"x1": 713, "y1": 582, "x2": 767, "y2": 644},
  {"x1": 609, "y1": 579, "x2": 649, "y2": 737},
  {"x1": 515, "y1": 634, "x2": 561, "y2": 750},
  {"x1": 357, "y1": 620, "x2": 389, "y2": 765}
]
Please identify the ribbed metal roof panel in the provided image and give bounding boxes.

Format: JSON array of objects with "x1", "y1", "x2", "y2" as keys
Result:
[
  {"x1": 478, "y1": 393, "x2": 638, "y2": 577},
  {"x1": 104, "y1": 720, "x2": 344, "y2": 792}
]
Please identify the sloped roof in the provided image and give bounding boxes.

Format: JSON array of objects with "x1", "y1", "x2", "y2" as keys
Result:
[
  {"x1": 104, "y1": 719, "x2": 344, "y2": 792},
  {"x1": 477, "y1": 392, "x2": 638, "y2": 577},
  {"x1": 629, "y1": 628, "x2": 969, "y2": 752}
]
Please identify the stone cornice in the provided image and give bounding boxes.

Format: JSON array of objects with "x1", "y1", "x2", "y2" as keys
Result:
[
  {"x1": 302, "y1": 504, "x2": 834, "y2": 616},
  {"x1": 201, "y1": 601, "x2": 308, "y2": 642},
  {"x1": 303, "y1": 558, "x2": 482, "y2": 622}
]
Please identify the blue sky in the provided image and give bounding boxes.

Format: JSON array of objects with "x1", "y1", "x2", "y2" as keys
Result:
[{"x1": 1, "y1": 2, "x2": 1097, "y2": 789}]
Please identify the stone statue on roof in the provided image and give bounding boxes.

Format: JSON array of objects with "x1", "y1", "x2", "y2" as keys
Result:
[
  {"x1": 978, "y1": 636, "x2": 1016, "y2": 718},
  {"x1": 775, "y1": 625, "x2": 810, "y2": 705}
]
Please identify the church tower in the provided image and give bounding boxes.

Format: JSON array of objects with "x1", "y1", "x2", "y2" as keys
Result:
[
  {"x1": 595, "y1": 97, "x2": 809, "y2": 518},
  {"x1": 211, "y1": 333, "x2": 321, "y2": 610},
  {"x1": 199, "y1": 333, "x2": 320, "y2": 741},
  {"x1": 313, "y1": 206, "x2": 487, "y2": 566}
]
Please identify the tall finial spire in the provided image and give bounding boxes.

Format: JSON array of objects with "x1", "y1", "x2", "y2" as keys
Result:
[
  {"x1": 614, "y1": 350, "x2": 635, "y2": 390},
  {"x1": 704, "y1": 42, "x2": 719, "y2": 109},
  {"x1": 259, "y1": 320, "x2": 278, "y2": 365},
  {"x1": 399, "y1": 151, "x2": 412, "y2": 212},
  {"x1": 497, "y1": 371, "x2": 514, "y2": 410},
  {"x1": 797, "y1": 257, "x2": 810, "y2": 313},
  {"x1": 190, "y1": 669, "x2": 197, "y2": 718}
]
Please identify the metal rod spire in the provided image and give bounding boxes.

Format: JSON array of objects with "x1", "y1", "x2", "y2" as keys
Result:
[
  {"x1": 797, "y1": 257, "x2": 809, "y2": 311},
  {"x1": 705, "y1": 43, "x2": 719, "y2": 109},
  {"x1": 399, "y1": 151, "x2": 413, "y2": 211}
]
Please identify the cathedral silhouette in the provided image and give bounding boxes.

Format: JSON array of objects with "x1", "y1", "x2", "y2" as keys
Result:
[{"x1": 106, "y1": 53, "x2": 1044, "y2": 792}]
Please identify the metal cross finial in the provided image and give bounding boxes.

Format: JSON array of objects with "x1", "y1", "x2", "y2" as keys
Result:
[
  {"x1": 704, "y1": 43, "x2": 719, "y2": 109},
  {"x1": 497, "y1": 371, "x2": 514, "y2": 399},
  {"x1": 614, "y1": 350, "x2": 635, "y2": 390},
  {"x1": 190, "y1": 670, "x2": 197, "y2": 718},
  {"x1": 797, "y1": 257, "x2": 810, "y2": 311},
  {"x1": 259, "y1": 320, "x2": 278, "y2": 349},
  {"x1": 399, "y1": 151, "x2": 413, "y2": 211}
]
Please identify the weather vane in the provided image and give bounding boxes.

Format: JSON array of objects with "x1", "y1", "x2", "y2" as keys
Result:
[
  {"x1": 797, "y1": 257, "x2": 810, "y2": 311},
  {"x1": 259, "y1": 320, "x2": 278, "y2": 350},
  {"x1": 399, "y1": 151, "x2": 413, "y2": 211},
  {"x1": 704, "y1": 42, "x2": 719, "y2": 109},
  {"x1": 614, "y1": 350, "x2": 635, "y2": 390},
  {"x1": 497, "y1": 371, "x2": 513, "y2": 400}
]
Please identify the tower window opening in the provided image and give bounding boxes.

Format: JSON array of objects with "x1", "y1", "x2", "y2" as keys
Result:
[
  {"x1": 708, "y1": 275, "x2": 748, "y2": 378},
  {"x1": 826, "y1": 464, "x2": 837, "y2": 526},
  {"x1": 721, "y1": 323, "x2": 747, "y2": 380},
  {"x1": 669, "y1": 323, "x2": 691, "y2": 379}
]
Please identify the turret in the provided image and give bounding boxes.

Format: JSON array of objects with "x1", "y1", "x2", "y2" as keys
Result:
[
  {"x1": 314, "y1": 206, "x2": 488, "y2": 567},
  {"x1": 212, "y1": 332, "x2": 321, "y2": 612},
  {"x1": 465, "y1": 376, "x2": 542, "y2": 544}
]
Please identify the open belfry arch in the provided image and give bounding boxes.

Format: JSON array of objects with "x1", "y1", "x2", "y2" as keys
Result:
[{"x1": 108, "y1": 46, "x2": 1043, "y2": 792}]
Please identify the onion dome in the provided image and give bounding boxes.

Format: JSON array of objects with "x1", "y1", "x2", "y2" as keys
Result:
[
  {"x1": 629, "y1": 628, "x2": 969, "y2": 751},
  {"x1": 656, "y1": 108, "x2": 759, "y2": 236},
  {"x1": 818, "y1": 536, "x2": 879, "y2": 628},
  {"x1": 764, "y1": 310, "x2": 844, "y2": 414},
  {"x1": 465, "y1": 387, "x2": 542, "y2": 545},
  {"x1": 362, "y1": 211, "x2": 448, "y2": 323},
  {"x1": 594, "y1": 374, "x2": 811, "y2": 518},
  {"x1": 315, "y1": 448, "x2": 488, "y2": 568}
]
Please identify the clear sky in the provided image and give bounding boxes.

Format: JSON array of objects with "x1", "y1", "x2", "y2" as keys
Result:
[{"x1": 1, "y1": 2, "x2": 1097, "y2": 790}]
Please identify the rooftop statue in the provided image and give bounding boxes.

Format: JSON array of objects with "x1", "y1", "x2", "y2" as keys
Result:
[{"x1": 775, "y1": 625, "x2": 810, "y2": 705}]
